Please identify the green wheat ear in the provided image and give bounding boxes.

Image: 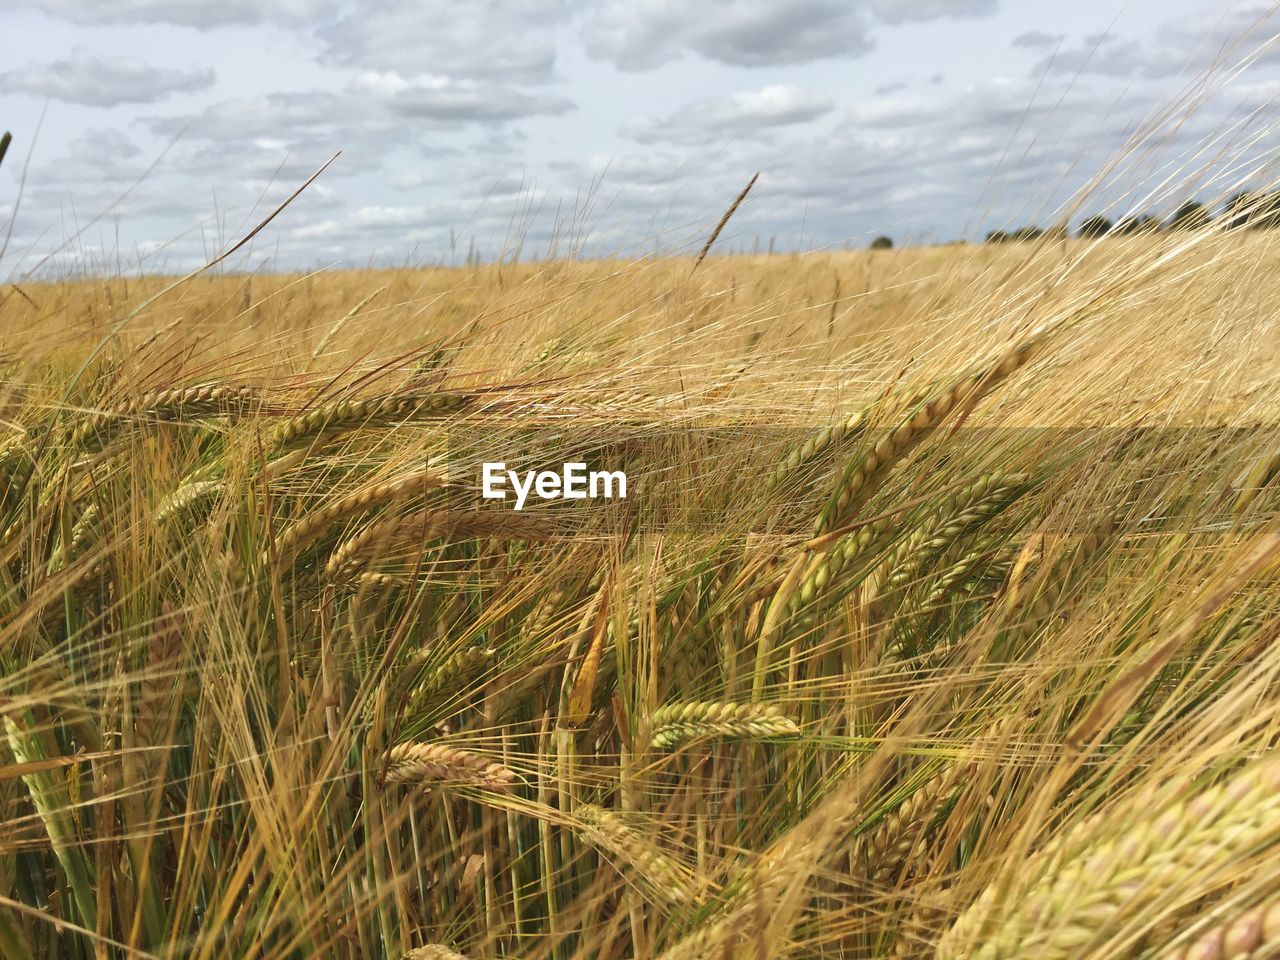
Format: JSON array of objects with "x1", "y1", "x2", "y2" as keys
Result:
[{"x1": 0, "y1": 132, "x2": 12, "y2": 172}]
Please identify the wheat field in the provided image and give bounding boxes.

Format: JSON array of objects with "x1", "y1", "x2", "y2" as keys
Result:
[{"x1": 2, "y1": 214, "x2": 1280, "y2": 960}]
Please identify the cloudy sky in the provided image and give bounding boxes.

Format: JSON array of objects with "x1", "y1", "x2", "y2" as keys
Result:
[{"x1": 2, "y1": 1, "x2": 1279, "y2": 275}]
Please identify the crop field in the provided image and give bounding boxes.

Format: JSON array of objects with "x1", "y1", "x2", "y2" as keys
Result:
[{"x1": 1, "y1": 228, "x2": 1280, "y2": 959}]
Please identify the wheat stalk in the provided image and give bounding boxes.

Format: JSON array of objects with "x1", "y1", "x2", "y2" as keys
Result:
[
  {"x1": 311, "y1": 286, "x2": 386, "y2": 361},
  {"x1": 133, "y1": 603, "x2": 185, "y2": 755},
  {"x1": 692, "y1": 172, "x2": 758, "y2": 272},
  {"x1": 4, "y1": 712, "x2": 97, "y2": 929}
]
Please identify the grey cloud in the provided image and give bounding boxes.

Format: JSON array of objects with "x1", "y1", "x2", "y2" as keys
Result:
[
  {"x1": 868, "y1": 0, "x2": 997, "y2": 25},
  {"x1": 466, "y1": 172, "x2": 533, "y2": 198},
  {"x1": 1142, "y1": 6, "x2": 1280, "y2": 78},
  {"x1": 139, "y1": 80, "x2": 550, "y2": 216},
  {"x1": 175, "y1": 141, "x2": 341, "y2": 185},
  {"x1": 421, "y1": 95, "x2": 1275, "y2": 257},
  {"x1": 317, "y1": 0, "x2": 568, "y2": 83},
  {"x1": 846, "y1": 76, "x2": 1129, "y2": 133},
  {"x1": 1030, "y1": 36, "x2": 1147, "y2": 79},
  {"x1": 623, "y1": 85, "x2": 833, "y2": 145},
  {"x1": 875, "y1": 80, "x2": 909, "y2": 95},
  {"x1": 717, "y1": 131, "x2": 1058, "y2": 245},
  {"x1": 1013, "y1": 31, "x2": 1062, "y2": 50},
  {"x1": 20, "y1": 185, "x2": 212, "y2": 229},
  {"x1": 386, "y1": 146, "x2": 467, "y2": 191},
  {"x1": 0, "y1": 49, "x2": 213, "y2": 106},
  {"x1": 568, "y1": 115, "x2": 1084, "y2": 252},
  {"x1": 582, "y1": 0, "x2": 873, "y2": 70},
  {"x1": 144, "y1": 82, "x2": 568, "y2": 168},
  {"x1": 35, "y1": 128, "x2": 148, "y2": 185},
  {"x1": 472, "y1": 128, "x2": 530, "y2": 156},
  {"x1": 347, "y1": 186, "x2": 550, "y2": 235},
  {"x1": 25, "y1": 0, "x2": 340, "y2": 27},
  {"x1": 138, "y1": 92, "x2": 374, "y2": 182},
  {"x1": 144, "y1": 92, "x2": 346, "y2": 142},
  {"x1": 846, "y1": 91, "x2": 948, "y2": 130},
  {"x1": 388, "y1": 172, "x2": 440, "y2": 192},
  {"x1": 27, "y1": 0, "x2": 568, "y2": 88},
  {"x1": 13, "y1": 0, "x2": 1280, "y2": 272},
  {"x1": 354, "y1": 72, "x2": 575, "y2": 123},
  {"x1": 15, "y1": 168, "x2": 344, "y2": 272},
  {"x1": 831, "y1": 79, "x2": 1189, "y2": 235},
  {"x1": 597, "y1": 153, "x2": 690, "y2": 186},
  {"x1": 551, "y1": 152, "x2": 690, "y2": 190},
  {"x1": 1032, "y1": 8, "x2": 1280, "y2": 82},
  {"x1": 289, "y1": 219, "x2": 343, "y2": 241}
]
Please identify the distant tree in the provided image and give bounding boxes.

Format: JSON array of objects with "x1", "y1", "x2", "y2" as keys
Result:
[
  {"x1": 1251, "y1": 193, "x2": 1280, "y2": 229},
  {"x1": 1114, "y1": 214, "x2": 1159, "y2": 235},
  {"x1": 1167, "y1": 200, "x2": 1211, "y2": 231},
  {"x1": 869, "y1": 235, "x2": 894, "y2": 250},
  {"x1": 1223, "y1": 191, "x2": 1263, "y2": 229},
  {"x1": 1042, "y1": 223, "x2": 1069, "y2": 242},
  {"x1": 1010, "y1": 226, "x2": 1043, "y2": 242},
  {"x1": 985, "y1": 229, "x2": 1011, "y2": 244},
  {"x1": 1077, "y1": 215, "x2": 1114, "y2": 239}
]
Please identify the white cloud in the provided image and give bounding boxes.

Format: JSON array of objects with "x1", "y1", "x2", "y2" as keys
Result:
[
  {"x1": 0, "y1": 49, "x2": 213, "y2": 106},
  {"x1": 291, "y1": 220, "x2": 341, "y2": 239},
  {"x1": 352, "y1": 205, "x2": 426, "y2": 228},
  {"x1": 388, "y1": 171, "x2": 439, "y2": 191}
]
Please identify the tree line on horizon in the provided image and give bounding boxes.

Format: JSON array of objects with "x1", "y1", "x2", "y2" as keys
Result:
[{"x1": 983, "y1": 191, "x2": 1280, "y2": 245}]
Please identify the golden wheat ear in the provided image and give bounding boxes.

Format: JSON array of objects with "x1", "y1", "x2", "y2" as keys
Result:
[
  {"x1": 381, "y1": 741, "x2": 519, "y2": 791},
  {"x1": 402, "y1": 946, "x2": 474, "y2": 960},
  {"x1": 937, "y1": 755, "x2": 1280, "y2": 959},
  {"x1": 649, "y1": 700, "x2": 800, "y2": 750}
]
